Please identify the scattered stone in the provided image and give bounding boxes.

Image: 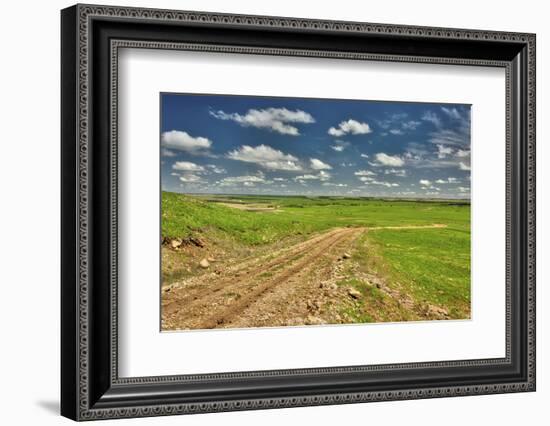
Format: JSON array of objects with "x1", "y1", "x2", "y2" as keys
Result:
[
  {"x1": 199, "y1": 258, "x2": 210, "y2": 268},
  {"x1": 342, "y1": 252, "x2": 352, "y2": 259},
  {"x1": 347, "y1": 288, "x2": 362, "y2": 299},
  {"x1": 170, "y1": 239, "x2": 183, "y2": 249},
  {"x1": 207, "y1": 256, "x2": 216, "y2": 262}
]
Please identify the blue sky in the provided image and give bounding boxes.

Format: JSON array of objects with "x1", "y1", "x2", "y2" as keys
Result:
[{"x1": 160, "y1": 93, "x2": 471, "y2": 199}]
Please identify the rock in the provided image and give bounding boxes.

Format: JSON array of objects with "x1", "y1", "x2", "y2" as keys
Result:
[
  {"x1": 199, "y1": 258, "x2": 210, "y2": 268},
  {"x1": 342, "y1": 252, "x2": 352, "y2": 259},
  {"x1": 347, "y1": 288, "x2": 362, "y2": 299},
  {"x1": 170, "y1": 239, "x2": 182, "y2": 249},
  {"x1": 207, "y1": 256, "x2": 216, "y2": 262}
]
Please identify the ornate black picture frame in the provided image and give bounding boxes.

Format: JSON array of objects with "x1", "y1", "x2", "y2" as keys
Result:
[{"x1": 61, "y1": 4, "x2": 536, "y2": 421}]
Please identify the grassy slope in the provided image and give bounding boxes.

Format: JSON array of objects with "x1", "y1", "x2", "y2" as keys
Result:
[
  {"x1": 162, "y1": 192, "x2": 470, "y2": 318},
  {"x1": 162, "y1": 192, "x2": 469, "y2": 243},
  {"x1": 366, "y1": 227, "x2": 470, "y2": 317}
]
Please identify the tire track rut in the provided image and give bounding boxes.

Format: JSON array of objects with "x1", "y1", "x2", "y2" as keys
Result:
[
  {"x1": 162, "y1": 227, "x2": 363, "y2": 330},
  {"x1": 161, "y1": 223, "x2": 448, "y2": 330},
  {"x1": 162, "y1": 228, "x2": 346, "y2": 314}
]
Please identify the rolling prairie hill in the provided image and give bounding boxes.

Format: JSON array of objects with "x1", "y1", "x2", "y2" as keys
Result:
[{"x1": 160, "y1": 192, "x2": 471, "y2": 330}]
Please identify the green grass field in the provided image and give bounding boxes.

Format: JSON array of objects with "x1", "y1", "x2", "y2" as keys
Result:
[{"x1": 162, "y1": 191, "x2": 471, "y2": 320}]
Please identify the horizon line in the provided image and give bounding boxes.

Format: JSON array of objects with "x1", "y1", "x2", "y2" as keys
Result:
[{"x1": 163, "y1": 190, "x2": 471, "y2": 202}]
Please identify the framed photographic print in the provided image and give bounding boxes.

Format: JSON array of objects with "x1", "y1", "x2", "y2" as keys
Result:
[
  {"x1": 61, "y1": 4, "x2": 536, "y2": 421},
  {"x1": 159, "y1": 94, "x2": 473, "y2": 331}
]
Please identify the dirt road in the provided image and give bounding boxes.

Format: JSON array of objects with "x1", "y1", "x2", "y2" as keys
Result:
[
  {"x1": 161, "y1": 227, "x2": 365, "y2": 330},
  {"x1": 161, "y1": 224, "x2": 450, "y2": 330}
]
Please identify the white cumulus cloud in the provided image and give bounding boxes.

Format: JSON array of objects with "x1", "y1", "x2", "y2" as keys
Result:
[
  {"x1": 435, "y1": 177, "x2": 460, "y2": 184},
  {"x1": 226, "y1": 144, "x2": 302, "y2": 171},
  {"x1": 172, "y1": 161, "x2": 205, "y2": 172},
  {"x1": 330, "y1": 140, "x2": 350, "y2": 152},
  {"x1": 219, "y1": 175, "x2": 267, "y2": 186},
  {"x1": 210, "y1": 107, "x2": 314, "y2": 136},
  {"x1": 295, "y1": 170, "x2": 331, "y2": 182},
  {"x1": 363, "y1": 180, "x2": 399, "y2": 188},
  {"x1": 161, "y1": 130, "x2": 212, "y2": 154},
  {"x1": 309, "y1": 158, "x2": 332, "y2": 170},
  {"x1": 384, "y1": 168, "x2": 407, "y2": 177},
  {"x1": 161, "y1": 148, "x2": 176, "y2": 157},
  {"x1": 437, "y1": 144, "x2": 454, "y2": 159},
  {"x1": 374, "y1": 153, "x2": 405, "y2": 167},
  {"x1": 328, "y1": 119, "x2": 372, "y2": 137},
  {"x1": 354, "y1": 170, "x2": 376, "y2": 177},
  {"x1": 179, "y1": 174, "x2": 204, "y2": 183},
  {"x1": 206, "y1": 164, "x2": 226, "y2": 174}
]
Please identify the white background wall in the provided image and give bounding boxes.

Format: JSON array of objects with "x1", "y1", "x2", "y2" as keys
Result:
[{"x1": 0, "y1": 0, "x2": 547, "y2": 424}]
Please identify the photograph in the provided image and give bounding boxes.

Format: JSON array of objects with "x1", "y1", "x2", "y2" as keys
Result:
[{"x1": 160, "y1": 94, "x2": 472, "y2": 331}]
